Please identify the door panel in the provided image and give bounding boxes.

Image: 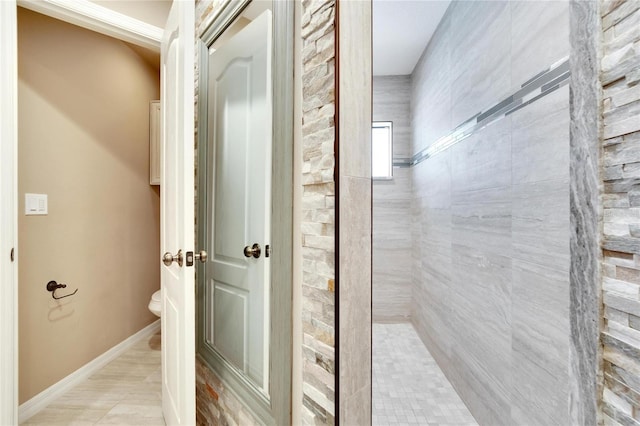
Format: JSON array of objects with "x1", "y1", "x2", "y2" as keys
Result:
[
  {"x1": 160, "y1": 1, "x2": 195, "y2": 425},
  {"x1": 213, "y1": 58, "x2": 250, "y2": 263},
  {"x1": 213, "y1": 282, "x2": 247, "y2": 368},
  {"x1": 206, "y1": 10, "x2": 272, "y2": 393}
]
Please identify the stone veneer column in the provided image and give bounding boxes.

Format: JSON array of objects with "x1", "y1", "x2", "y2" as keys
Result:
[
  {"x1": 299, "y1": 0, "x2": 337, "y2": 423},
  {"x1": 599, "y1": 0, "x2": 640, "y2": 424}
]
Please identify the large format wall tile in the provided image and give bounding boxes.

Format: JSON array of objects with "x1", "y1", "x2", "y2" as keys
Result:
[
  {"x1": 413, "y1": 150, "x2": 451, "y2": 204},
  {"x1": 451, "y1": 119, "x2": 512, "y2": 192},
  {"x1": 373, "y1": 78, "x2": 412, "y2": 322},
  {"x1": 512, "y1": 178, "x2": 570, "y2": 272},
  {"x1": 449, "y1": 1, "x2": 511, "y2": 125},
  {"x1": 373, "y1": 75, "x2": 411, "y2": 158},
  {"x1": 511, "y1": 86, "x2": 570, "y2": 185},
  {"x1": 407, "y1": 1, "x2": 572, "y2": 424},
  {"x1": 511, "y1": 1, "x2": 570, "y2": 92},
  {"x1": 512, "y1": 257, "x2": 569, "y2": 424},
  {"x1": 451, "y1": 186, "x2": 512, "y2": 256},
  {"x1": 411, "y1": 12, "x2": 452, "y2": 154}
]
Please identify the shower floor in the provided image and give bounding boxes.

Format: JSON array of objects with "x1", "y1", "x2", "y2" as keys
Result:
[
  {"x1": 22, "y1": 329, "x2": 164, "y2": 425},
  {"x1": 373, "y1": 323, "x2": 477, "y2": 426}
]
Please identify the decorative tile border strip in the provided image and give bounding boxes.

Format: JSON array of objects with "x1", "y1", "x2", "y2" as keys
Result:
[
  {"x1": 392, "y1": 57, "x2": 570, "y2": 168},
  {"x1": 392, "y1": 157, "x2": 412, "y2": 168}
]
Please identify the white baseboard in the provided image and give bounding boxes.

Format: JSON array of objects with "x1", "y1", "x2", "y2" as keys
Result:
[{"x1": 18, "y1": 319, "x2": 161, "y2": 423}]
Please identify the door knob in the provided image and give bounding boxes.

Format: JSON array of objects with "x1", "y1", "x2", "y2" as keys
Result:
[
  {"x1": 195, "y1": 250, "x2": 207, "y2": 262},
  {"x1": 243, "y1": 243, "x2": 261, "y2": 259},
  {"x1": 185, "y1": 250, "x2": 207, "y2": 266},
  {"x1": 162, "y1": 249, "x2": 183, "y2": 267}
]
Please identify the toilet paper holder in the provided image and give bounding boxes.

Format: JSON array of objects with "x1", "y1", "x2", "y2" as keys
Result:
[{"x1": 46, "y1": 280, "x2": 78, "y2": 300}]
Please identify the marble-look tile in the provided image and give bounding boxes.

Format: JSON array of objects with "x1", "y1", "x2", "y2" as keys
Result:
[
  {"x1": 449, "y1": 247, "x2": 512, "y2": 352},
  {"x1": 373, "y1": 323, "x2": 477, "y2": 426},
  {"x1": 338, "y1": 176, "x2": 371, "y2": 416},
  {"x1": 373, "y1": 167, "x2": 411, "y2": 201},
  {"x1": 569, "y1": 1, "x2": 601, "y2": 424},
  {"x1": 341, "y1": 383, "x2": 371, "y2": 426},
  {"x1": 21, "y1": 331, "x2": 163, "y2": 425},
  {"x1": 413, "y1": 244, "x2": 453, "y2": 364},
  {"x1": 450, "y1": 118, "x2": 512, "y2": 192},
  {"x1": 97, "y1": 399, "x2": 164, "y2": 425},
  {"x1": 373, "y1": 76, "x2": 412, "y2": 158},
  {"x1": 451, "y1": 186, "x2": 512, "y2": 256},
  {"x1": 411, "y1": 11, "x2": 452, "y2": 154},
  {"x1": 511, "y1": 1, "x2": 570, "y2": 91},
  {"x1": 373, "y1": 202, "x2": 411, "y2": 248},
  {"x1": 511, "y1": 260, "x2": 570, "y2": 426},
  {"x1": 440, "y1": 245, "x2": 511, "y2": 426},
  {"x1": 511, "y1": 85, "x2": 570, "y2": 184},
  {"x1": 373, "y1": 246, "x2": 411, "y2": 322},
  {"x1": 512, "y1": 178, "x2": 570, "y2": 272},
  {"x1": 512, "y1": 260, "x2": 569, "y2": 371},
  {"x1": 23, "y1": 407, "x2": 111, "y2": 425},
  {"x1": 449, "y1": 1, "x2": 511, "y2": 125},
  {"x1": 511, "y1": 347, "x2": 569, "y2": 426},
  {"x1": 374, "y1": 163, "x2": 411, "y2": 322},
  {"x1": 447, "y1": 336, "x2": 511, "y2": 426},
  {"x1": 338, "y1": 0, "x2": 371, "y2": 179},
  {"x1": 413, "y1": 151, "x2": 451, "y2": 205},
  {"x1": 381, "y1": 1, "x2": 578, "y2": 424}
]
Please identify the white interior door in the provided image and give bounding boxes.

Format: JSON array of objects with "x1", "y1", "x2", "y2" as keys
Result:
[
  {"x1": 0, "y1": 1, "x2": 18, "y2": 424},
  {"x1": 205, "y1": 10, "x2": 272, "y2": 392},
  {"x1": 160, "y1": 1, "x2": 195, "y2": 425}
]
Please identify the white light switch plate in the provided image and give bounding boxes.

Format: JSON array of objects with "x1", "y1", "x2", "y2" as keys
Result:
[{"x1": 25, "y1": 193, "x2": 47, "y2": 215}]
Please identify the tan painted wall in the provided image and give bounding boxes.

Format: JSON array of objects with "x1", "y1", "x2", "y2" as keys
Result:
[{"x1": 17, "y1": 8, "x2": 160, "y2": 403}]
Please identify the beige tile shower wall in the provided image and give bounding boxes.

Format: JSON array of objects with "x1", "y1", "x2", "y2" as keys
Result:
[
  {"x1": 600, "y1": 1, "x2": 640, "y2": 424},
  {"x1": 17, "y1": 8, "x2": 161, "y2": 403},
  {"x1": 194, "y1": 1, "x2": 338, "y2": 424},
  {"x1": 410, "y1": 1, "x2": 571, "y2": 425},
  {"x1": 373, "y1": 76, "x2": 412, "y2": 323}
]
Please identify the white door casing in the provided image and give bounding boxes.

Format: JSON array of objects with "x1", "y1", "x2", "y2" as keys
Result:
[
  {"x1": 160, "y1": 1, "x2": 195, "y2": 425},
  {"x1": 0, "y1": 0, "x2": 18, "y2": 424},
  {"x1": 206, "y1": 10, "x2": 273, "y2": 393}
]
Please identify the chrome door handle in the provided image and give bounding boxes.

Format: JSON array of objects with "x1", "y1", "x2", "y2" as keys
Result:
[
  {"x1": 162, "y1": 249, "x2": 183, "y2": 267},
  {"x1": 243, "y1": 243, "x2": 261, "y2": 258}
]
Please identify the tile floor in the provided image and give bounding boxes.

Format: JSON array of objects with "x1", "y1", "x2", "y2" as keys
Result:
[
  {"x1": 373, "y1": 323, "x2": 478, "y2": 426},
  {"x1": 25, "y1": 323, "x2": 474, "y2": 425},
  {"x1": 22, "y1": 330, "x2": 164, "y2": 425}
]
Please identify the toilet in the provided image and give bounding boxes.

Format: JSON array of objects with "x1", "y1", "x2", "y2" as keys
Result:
[{"x1": 148, "y1": 290, "x2": 161, "y2": 317}]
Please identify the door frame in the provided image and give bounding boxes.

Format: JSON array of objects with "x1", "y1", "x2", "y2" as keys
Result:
[
  {"x1": 196, "y1": 1, "x2": 294, "y2": 424},
  {"x1": 0, "y1": 1, "x2": 18, "y2": 424},
  {"x1": 0, "y1": 0, "x2": 166, "y2": 420}
]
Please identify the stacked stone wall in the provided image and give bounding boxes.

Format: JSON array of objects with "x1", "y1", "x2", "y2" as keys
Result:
[
  {"x1": 300, "y1": 0, "x2": 337, "y2": 423},
  {"x1": 601, "y1": 1, "x2": 640, "y2": 424}
]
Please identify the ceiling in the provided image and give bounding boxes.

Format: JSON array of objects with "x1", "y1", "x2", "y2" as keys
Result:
[
  {"x1": 90, "y1": 0, "x2": 172, "y2": 28},
  {"x1": 86, "y1": 0, "x2": 448, "y2": 77},
  {"x1": 373, "y1": 0, "x2": 451, "y2": 76}
]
